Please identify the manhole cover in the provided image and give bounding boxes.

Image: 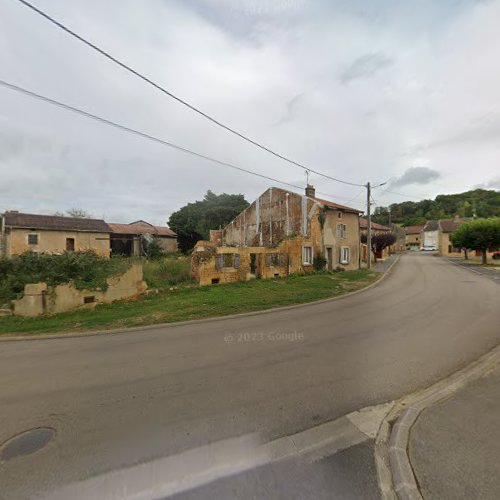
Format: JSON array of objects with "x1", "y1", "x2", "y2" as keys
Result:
[{"x1": 1, "y1": 427, "x2": 55, "y2": 461}]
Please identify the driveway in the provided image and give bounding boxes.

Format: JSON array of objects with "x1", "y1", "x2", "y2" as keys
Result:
[{"x1": 1, "y1": 253, "x2": 500, "y2": 499}]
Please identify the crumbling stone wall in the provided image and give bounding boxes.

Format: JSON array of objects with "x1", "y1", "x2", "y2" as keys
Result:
[{"x1": 12, "y1": 264, "x2": 147, "y2": 316}]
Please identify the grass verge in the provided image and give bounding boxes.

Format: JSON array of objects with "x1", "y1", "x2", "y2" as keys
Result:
[{"x1": 0, "y1": 269, "x2": 380, "y2": 337}]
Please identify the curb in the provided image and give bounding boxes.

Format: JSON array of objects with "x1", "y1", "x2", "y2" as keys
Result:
[
  {"x1": 376, "y1": 340, "x2": 500, "y2": 500},
  {"x1": 0, "y1": 255, "x2": 401, "y2": 342}
]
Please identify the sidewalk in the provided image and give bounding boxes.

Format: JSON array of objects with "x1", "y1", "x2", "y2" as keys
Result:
[
  {"x1": 372, "y1": 253, "x2": 399, "y2": 273},
  {"x1": 408, "y1": 363, "x2": 500, "y2": 499}
]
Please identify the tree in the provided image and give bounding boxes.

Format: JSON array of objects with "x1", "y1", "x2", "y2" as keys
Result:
[
  {"x1": 168, "y1": 190, "x2": 249, "y2": 252},
  {"x1": 361, "y1": 232, "x2": 397, "y2": 262},
  {"x1": 451, "y1": 218, "x2": 500, "y2": 264},
  {"x1": 54, "y1": 209, "x2": 92, "y2": 218}
]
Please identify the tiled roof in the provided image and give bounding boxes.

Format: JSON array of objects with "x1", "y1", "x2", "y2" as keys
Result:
[
  {"x1": 439, "y1": 218, "x2": 468, "y2": 233},
  {"x1": 423, "y1": 220, "x2": 439, "y2": 231},
  {"x1": 108, "y1": 221, "x2": 176, "y2": 237},
  {"x1": 3, "y1": 211, "x2": 110, "y2": 233},
  {"x1": 404, "y1": 225, "x2": 425, "y2": 234},
  {"x1": 314, "y1": 197, "x2": 363, "y2": 214},
  {"x1": 359, "y1": 218, "x2": 391, "y2": 230}
]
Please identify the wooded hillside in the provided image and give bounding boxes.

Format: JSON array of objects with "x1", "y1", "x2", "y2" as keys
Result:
[{"x1": 372, "y1": 189, "x2": 500, "y2": 226}]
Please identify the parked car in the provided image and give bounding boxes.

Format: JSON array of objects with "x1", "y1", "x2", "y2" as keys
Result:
[
  {"x1": 492, "y1": 251, "x2": 500, "y2": 260},
  {"x1": 421, "y1": 245, "x2": 438, "y2": 251}
]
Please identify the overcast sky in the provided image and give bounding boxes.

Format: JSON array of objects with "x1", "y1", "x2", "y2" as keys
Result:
[{"x1": 1, "y1": 0, "x2": 499, "y2": 225}]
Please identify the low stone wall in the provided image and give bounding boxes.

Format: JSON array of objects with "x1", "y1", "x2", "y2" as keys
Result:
[{"x1": 12, "y1": 264, "x2": 147, "y2": 317}]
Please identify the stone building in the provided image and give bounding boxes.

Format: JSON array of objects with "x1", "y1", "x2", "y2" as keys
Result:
[
  {"x1": 0, "y1": 212, "x2": 177, "y2": 258},
  {"x1": 191, "y1": 185, "x2": 362, "y2": 285},
  {"x1": 108, "y1": 220, "x2": 177, "y2": 256},
  {"x1": 404, "y1": 225, "x2": 425, "y2": 251},
  {"x1": 0, "y1": 211, "x2": 111, "y2": 258}
]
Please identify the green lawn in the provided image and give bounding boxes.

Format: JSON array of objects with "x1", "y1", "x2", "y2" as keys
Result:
[{"x1": 0, "y1": 269, "x2": 379, "y2": 337}]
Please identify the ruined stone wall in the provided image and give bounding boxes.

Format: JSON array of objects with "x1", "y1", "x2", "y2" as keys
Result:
[
  {"x1": 222, "y1": 187, "x2": 318, "y2": 247},
  {"x1": 12, "y1": 264, "x2": 147, "y2": 316}
]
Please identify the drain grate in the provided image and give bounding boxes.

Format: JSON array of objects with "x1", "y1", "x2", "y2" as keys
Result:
[{"x1": 1, "y1": 427, "x2": 55, "y2": 461}]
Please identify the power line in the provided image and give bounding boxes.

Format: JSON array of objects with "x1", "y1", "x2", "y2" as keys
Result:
[
  {"x1": 0, "y1": 79, "x2": 364, "y2": 210},
  {"x1": 14, "y1": 0, "x2": 365, "y2": 188}
]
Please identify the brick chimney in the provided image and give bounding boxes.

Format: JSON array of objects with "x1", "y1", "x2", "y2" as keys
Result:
[{"x1": 305, "y1": 184, "x2": 316, "y2": 198}]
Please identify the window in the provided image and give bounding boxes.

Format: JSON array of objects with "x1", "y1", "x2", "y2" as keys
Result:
[
  {"x1": 266, "y1": 253, "x2": 284, "y2": 267},
  {"x1": 216, "y1": 253, "x2": 238, "y2": 269},
  {"x1": 216, "y1": 254, "x2": 223, "y2": 270},
  {"x1": 337, "y1": 212, "x2": 342, "y2": 219},
  {"x1": 302, "y1": 246, "x2": 313, "y2": 265},
  {"x1": 83, "y1": 296, "x2": 95, "y2": 304},
  {"x1": 66, "y1": 238, "x2": 75, "y2": 252},
  {"x1": 28, "y1": 234, "x2": 38, "y2": 245},
  {"x1": 340, "y1": 247, "x2": 350, "y2": 264},
  {"x1": 337, "y1": 223, "x2": 347, "y2": 239}
]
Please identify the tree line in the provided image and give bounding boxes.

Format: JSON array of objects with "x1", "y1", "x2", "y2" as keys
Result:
[{"x1": 372, "y1": 189, "x2": 500, "y2": 226}]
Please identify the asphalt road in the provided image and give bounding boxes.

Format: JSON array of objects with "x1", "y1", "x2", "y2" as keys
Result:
[{"x1": 1, "y1": 253, "x2": 500, "y2": 499}]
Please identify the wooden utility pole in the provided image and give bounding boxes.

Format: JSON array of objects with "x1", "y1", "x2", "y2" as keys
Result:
[{"x1": 367, "y1": 182, "x2": 372, "y2": 270}]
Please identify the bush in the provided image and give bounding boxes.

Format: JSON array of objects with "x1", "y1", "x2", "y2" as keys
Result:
[
  {"x1": 0, "y1": 251, "x2": 128, "y2": 305},
  {"x1": 145, "y1": 238, "x2": 165, "y2": 260},
  {"x1": 313, "y1": 253, "x2": 327, "y2": 271},
  {"x1": 143, "y1": 256, "x2": 192, "y2": 288}
]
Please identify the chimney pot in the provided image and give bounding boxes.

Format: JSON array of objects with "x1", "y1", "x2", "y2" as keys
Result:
[{"x1": 305, "y1": 184, "x2": 316, "y2": 198}]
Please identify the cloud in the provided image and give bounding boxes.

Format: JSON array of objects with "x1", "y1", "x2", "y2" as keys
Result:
[
  {"x1": 340, "y1": 52, "x2": 393, "y2": 83},
  {"x1": 391, "y1": 167, "x2": 441, "y2": 187},
  {"x1": 0, "y1": 0, "x2": 499, "y2": 222},
  {"x1": 475, "y1": 175, "x2": 500, "y2": 190}
]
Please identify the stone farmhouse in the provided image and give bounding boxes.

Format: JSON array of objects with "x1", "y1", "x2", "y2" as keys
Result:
[
  {"x1": 191, "y1": 185, "x2": 362, "y2": 286},
  {"x1": 0, "y1": 211, "x2": 177, "y2": 257}
]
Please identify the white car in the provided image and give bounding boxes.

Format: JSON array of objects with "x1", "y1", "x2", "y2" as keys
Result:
[{"x1": 421, "y1": 245, "x2": 437, "y2": 251}]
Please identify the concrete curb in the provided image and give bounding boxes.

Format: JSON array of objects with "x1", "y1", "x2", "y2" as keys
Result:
[
  {"x1": 376, "y1": 341, "x2": 500, "y2": 500},
  {"x1": 0, "y1": 255, "x2": 401, "y2": 342}
]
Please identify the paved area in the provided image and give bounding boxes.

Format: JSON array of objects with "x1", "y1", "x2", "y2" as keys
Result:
[
  {"x1": 447, "y1": 257, "x2": 500, "y2": 284},
  {"x1": 169, "y1": 441, "x2": 380, "y2": 500},
  {"x1": 372, "y1": 253, "x2": 398, "y2": 273},
  {"x1": 1, "y1": 253, "x2": 500, "y2": 499},
  {"x1": 410, "y1": 363, "x2": 500, "y2": 500}
]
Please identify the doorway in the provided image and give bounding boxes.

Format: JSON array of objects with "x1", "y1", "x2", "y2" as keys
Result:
[
  {"x1": 66, "y1": 238, "x2": 75, "y2": 252},
  {"x1": 326, "y1": 247, "x2": 333, "y2": 271}
]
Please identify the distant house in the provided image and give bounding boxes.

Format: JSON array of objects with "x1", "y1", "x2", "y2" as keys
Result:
[
  {"x1": 421, "y1": 220, "x2": 439, "y2": 250},
  {"x1": 108, "y1": 220, "x2": 177, "y2": 256},
  {"x1": 191, "y1": 185, "x2": 362, "y2": 285},
  {"x1": 438, "y1": 217, "x2": 468, "y2": 257},
  {"x1": 404, "y1": 225, "x2": 425, "y2": 251},
  {"x1": 0, "y1": 211, "x2": 111, "y2": 258}
]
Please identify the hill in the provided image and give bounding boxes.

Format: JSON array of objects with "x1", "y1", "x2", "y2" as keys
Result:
[{"x1": 372, "y1": 189, "x2": 500, "y2": 226}]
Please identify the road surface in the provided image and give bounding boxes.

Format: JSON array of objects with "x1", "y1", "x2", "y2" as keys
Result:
[{"x1": 1, "y1": 253, "x2": 499, "y2": 499}]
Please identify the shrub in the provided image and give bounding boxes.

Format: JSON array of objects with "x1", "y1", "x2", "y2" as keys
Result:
[
  {"x1": 0, "y1": 251, "x2": 128, "y2": 305},
  {"x1": 313, "y1": 253, "x2": 327, "y2": 271},
  {"x1": 145, "y1": 238, "x2": 165, "y2": 260},
  {"x1": 143, "y1": 256, "x2": 192, "y2": 288}
]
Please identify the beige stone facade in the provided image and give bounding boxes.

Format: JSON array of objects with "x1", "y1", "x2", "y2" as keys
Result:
[
  {"x1": 6, "y1": 228, "x2": 110, "y2": 258},
  {"x1": 191, "y1": 186, "x2": 361, "y2": 285}
]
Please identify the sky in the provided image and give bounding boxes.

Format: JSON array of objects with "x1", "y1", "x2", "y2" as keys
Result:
[{"x1": 0, "y1": 0, "x2": 499, "y2": 225}]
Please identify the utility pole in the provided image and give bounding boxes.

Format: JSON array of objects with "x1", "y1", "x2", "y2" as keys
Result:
[{"x1": 366, "y1": 182, "x2": 372, "y2": 270}]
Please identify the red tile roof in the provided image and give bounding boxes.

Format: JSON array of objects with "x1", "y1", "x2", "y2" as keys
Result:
[
  {"x1": 3, "y1": 211, "x2": 110, "y2": 233},
  {"x1": 109, "y1": 221, "x2": 176, "y2": 237},
  {"x1": 439, "y1": 218, "x2": 468, "y2": 233},
  {"x1": 404, "y1": 225, "x2": 425, "y2": 234},
  {"x1": 313, "y1": 197, "x2": 362, "y2": 214},
  {"x1": 359, "y1": 218, "x2": 391, "y2": 230}
]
